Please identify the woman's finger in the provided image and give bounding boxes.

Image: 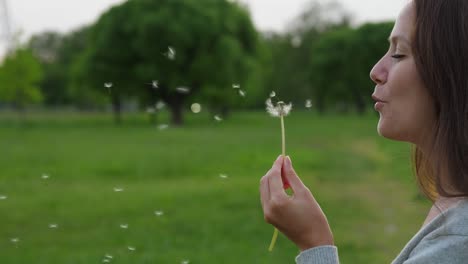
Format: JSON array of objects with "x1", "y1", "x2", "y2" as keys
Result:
[
  {"x1": 260, "y1": 175, "x2": 270, "y2": 207},
  {"x1": 268, "y1": 155, "x2": 287, "y2": 197}
]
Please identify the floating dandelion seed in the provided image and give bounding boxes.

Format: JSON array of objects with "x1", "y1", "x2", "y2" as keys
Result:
[
  {"x1": 214, "y1": 115, "x2": 223, "y2": 122},
  {"x1": 176, "y1": 87, "x2": 190, "y2": 94},
  {"x1": 151, "y1": 80, "x2": 158, "y2": 89},
  {"x1": 265, "y1": 97, "x2": 293, "y2": 252},
  {"x1": 155, "y1": 101, "x2": 165, "y2": 110},
  {"x1": 146, "y1": 107, "x2": 155, "y2": 114},
  {"x1": 291, "y1": 36, "x2": 302, "y2": 48},
  {"x1": 113, "y1": 187, "x2": 124, "y2": 192},
  {"x1": 41, "y1": 173, "x2": 49, "y2": 179},
  {"x1": 102, "y1": 259, "x2": 110, "y2": 263},
  {"x1": 0, "y1": 195, "x2": 7, "y2": 200},
  {"x1": 270, "y1": 91, "x2": 276, "y2": 98},
  {"x1": 104, "y1": 83, "x2": 113, "y2": 93},
  {"x1": 158, "y1": 124, "x2": 169, "y2": 131},
  {"x1": 219, "y1": 174, "x2": 228, "y2": 179},
  {"x1": 166, "y1": 46, "x2": 176, "y2": 60},
  {"x1": 10, "y1": 237, "x2": 19, "y2": 243},
  {"x1": 105, "y1": 254, "x2": 113, "y2": 259},
  {"x1": 127, "y1": 246, "x2": 136, "y2": 251},
  {"x1": 191, "y1": 103, "x2": 202, "y2": 113},
  {"x1": 238, "y1": 90, "x2": 246, "y2": 97},
  {"x1": 49, "y1": 223, "x2": 58, "y2": 229},
  {"x1": 120, "y1": 224, "x2": 128, "y2": 229},
  {"x1": 232, "y1": 84, "x2": 240, "y2": 89},
  {"x1": 305, "y1": 99, "x2": 313, "y2": 108},
  {"x1": 385, "y1": 224, "x2": 398, "y2": 235},
  {"x1": 155, "y1": 210, "x2": 164, "y2": 216},
  {"x1": 181, "y1": 260, "x2": 190, "y2": 264}
]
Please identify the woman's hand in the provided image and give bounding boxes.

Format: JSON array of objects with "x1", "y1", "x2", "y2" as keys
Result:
[{"x1": 260, "y1": 155, "x2": 334, "y2": 251}]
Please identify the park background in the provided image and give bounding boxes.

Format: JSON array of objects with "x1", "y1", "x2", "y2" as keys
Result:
[{"x1": 0, "y1": 0, "x2": 431, "y2": 263}]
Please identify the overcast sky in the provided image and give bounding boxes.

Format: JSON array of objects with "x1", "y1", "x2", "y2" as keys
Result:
[{"x1": 0, "y1": 0, "x2": 409, "y2": 56}]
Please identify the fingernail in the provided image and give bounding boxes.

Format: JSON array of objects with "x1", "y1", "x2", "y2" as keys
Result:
[
  {"x1": 276, "y1": 155, "x2": 282, "y2": 161},
  {"x1": 286, "y1": 156, "x2": 292, "y2": 166}
]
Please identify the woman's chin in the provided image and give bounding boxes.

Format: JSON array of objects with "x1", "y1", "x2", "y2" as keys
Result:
[
  {"x1": 377, "y1": 121, "x2": 409, "y2": 142},
  {"x1": 377, "y1": 120, "x2": 399, "y2": 141}
]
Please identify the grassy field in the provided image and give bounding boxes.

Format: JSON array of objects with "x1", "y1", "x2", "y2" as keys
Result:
[{"x1": 0, "y1": 110, "x2": 431, "y2": 263}]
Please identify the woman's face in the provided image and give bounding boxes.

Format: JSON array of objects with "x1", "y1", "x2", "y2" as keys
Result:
[{"x1": 370, "y1": 2, "x2": 436, "y2": 145}]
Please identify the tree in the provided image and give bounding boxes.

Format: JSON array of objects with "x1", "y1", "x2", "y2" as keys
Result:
[
  {"x1": 75, "y1": 0, "x2": 261, "y2": 125},
  {"x1": 29, "y1": 27, "x2": 91, "y2": 107},
  {"x1": 262, "y1": 0, "x2": 353, "y2": 107},
  {"x1": 0, "y1": 48, "x2": 43, "y2": 119},
  {"x1": 309, "y1": 22, "x2": 393, "y2": 113}
]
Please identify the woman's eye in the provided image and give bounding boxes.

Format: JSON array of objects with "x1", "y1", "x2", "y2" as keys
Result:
[{"x1": 391, "y1": 54, "x2": 405, "y2": 59}]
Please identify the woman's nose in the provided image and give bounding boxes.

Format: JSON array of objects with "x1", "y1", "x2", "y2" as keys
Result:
[{"x1": 370, "y1": 58, "x2": 387, "y2": 85}]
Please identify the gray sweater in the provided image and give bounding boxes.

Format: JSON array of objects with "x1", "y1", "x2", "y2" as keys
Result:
[{"x1": 296, "y1": 199, "x2": 468, "y2": 264}]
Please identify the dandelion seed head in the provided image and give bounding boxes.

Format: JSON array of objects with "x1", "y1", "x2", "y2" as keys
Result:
[
  {"x1": 266, "y1": 99, "x2": 292, "y2": 117},
  {"x1": 127, "y1": 246, "x2": 136, "y2": 251},
  {"x1": 305, "y1": 99, "x2": 313, "y2": 108},
  {"x1": 155, "y1": 210, "x2": 164, "y2": 216},
  {"x1": 232, "y1": 84, "x2": 240, "y2": 89},
  {"x1": 176, "y1": 87, "x2": 190, "y2": 94},
  {"x1": 191, "y1": 103, "x2": 202, "y2": 114},
  {"x1": 113, "y1": 187, "x2": 124, "y2": 192},
  {"x1": 238, "y1": 90, "x2": 246, "y2": 97},
  {"x1": 270, "y1": 91, "x2": 276, "y2": 98},
  {"x1": 158, "y1": 124, "x2": 169, "y2": 131},
  {"x1": 0, "y1": 195, "x2": 7, "y2": 200},
  {"x1": 266, "y1": 98, "x2": 280, "y2": 117},
  {"x1": 214, "y1": 115, "x2": 223, "y2": 122},
  {"x1": 120, "y1": 224, "x2": 128, "y2": 229}
]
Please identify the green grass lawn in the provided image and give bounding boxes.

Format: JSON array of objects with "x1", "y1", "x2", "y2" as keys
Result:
[{"x1": 0, "y1": 110, "x2": 431, "y2": 263}]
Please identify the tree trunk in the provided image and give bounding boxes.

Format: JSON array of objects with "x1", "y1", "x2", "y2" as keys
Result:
[
  {"x1": 169, "y1": 103, "x2": 183, "y2": 126},
  {"x1": 350, "y1": 88, "x2": 366, "y2": 115},
  {"x1": 220, "y1": 105, "x2": 230, "y2": 119},
  {"x1": 149, "y1": 112, "x2": 158, "y2": 125},
  {"x1": 111, "y1": 94, "x2": 122, "y2": 125}
]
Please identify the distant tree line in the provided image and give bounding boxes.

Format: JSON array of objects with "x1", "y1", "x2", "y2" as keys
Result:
[{"x1": 0, "y1": 0, "x2": 393, "y2": 125}]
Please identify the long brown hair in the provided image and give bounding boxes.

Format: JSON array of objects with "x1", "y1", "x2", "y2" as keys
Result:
[{"x1": 412, "y1": 0, "x2": 468, "y2": 201}]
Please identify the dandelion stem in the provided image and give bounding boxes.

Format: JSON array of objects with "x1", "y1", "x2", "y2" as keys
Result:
[
  {"x1": 281, "y1": 115, "x2": 286, "y2": 156},
  {"x1": 269, "y1": 228, "x2": 279, "y2": 252},
  {"x1": 269, "y1": 115, "x2": 286, "y2": 252}
]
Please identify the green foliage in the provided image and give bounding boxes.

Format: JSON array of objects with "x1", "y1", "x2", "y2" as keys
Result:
[
  {"x1": 309, "y1": 22, "x2": 394, "y2": 113},
  {"x1": 28, "y1": 27, "x2": 92, "y2": 106},
  {"x1": 0, "y1": 48, "x2": 43, "y2": 109}
]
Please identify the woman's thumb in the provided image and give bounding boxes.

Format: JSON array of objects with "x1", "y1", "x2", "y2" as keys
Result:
[{"x1": 282, "y1": 156, "x2": 305, "y2": 190}]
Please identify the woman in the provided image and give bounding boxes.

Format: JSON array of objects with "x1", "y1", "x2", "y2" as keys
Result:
[{"x1": 259, "y1": 1, "x2": 468, "y2": 263}]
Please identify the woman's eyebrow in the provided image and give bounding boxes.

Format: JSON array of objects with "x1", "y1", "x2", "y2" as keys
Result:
[{"x1": 387, "y1": 35, "x2": 411, "y2": 45}]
